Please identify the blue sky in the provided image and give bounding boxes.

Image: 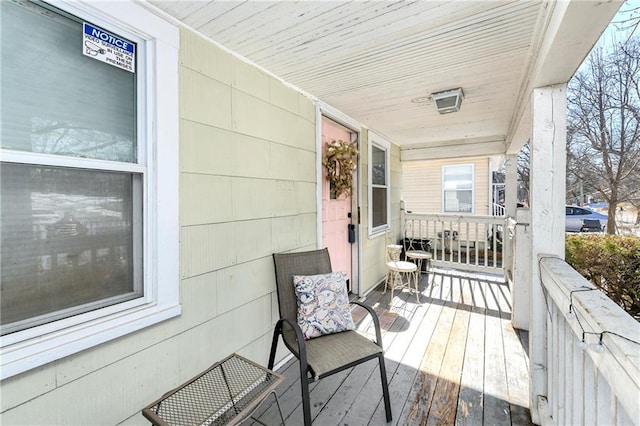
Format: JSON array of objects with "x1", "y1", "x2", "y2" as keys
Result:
[{"x1": 597, "y1": 0, "x2": 639, "y2": 47}]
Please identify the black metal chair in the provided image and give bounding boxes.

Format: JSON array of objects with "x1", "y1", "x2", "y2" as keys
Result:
[{"x1": 268, "y1": 248, "x2": 392, "y2": 425}]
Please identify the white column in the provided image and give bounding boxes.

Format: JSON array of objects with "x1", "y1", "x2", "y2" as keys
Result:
[
  {"x1": 513, "y1": 207, "x2": 531, "y2": 331},
  {"x1": 529, "y1": 84, "x2": 567, "y2": 424},
  {"x1": 504, "y1": 153, "x2": 529, "y2": 330},
  {"x1": 503, "y1": 153, "x2": 518, "y2": 278}
]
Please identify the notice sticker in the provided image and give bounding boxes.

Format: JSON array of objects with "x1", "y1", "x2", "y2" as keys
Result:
[{"x1": 83, "y1": 23, "x2": 136, "y2": 73}]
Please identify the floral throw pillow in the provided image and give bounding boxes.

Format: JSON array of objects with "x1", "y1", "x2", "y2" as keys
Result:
[{"x1": 293, "y1": 272, "x2": 355, "y2": 340}]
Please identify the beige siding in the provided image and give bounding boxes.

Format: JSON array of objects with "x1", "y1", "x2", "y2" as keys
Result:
[
  {"x1": 0, "y1": 27, "x2": 317, "y2": 425},
  {"x1": 402, "y1": 156, "x2": 491, "y2": 215}
]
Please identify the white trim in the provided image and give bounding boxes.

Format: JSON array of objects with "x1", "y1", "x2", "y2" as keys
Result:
[
  {"x1": 356, "y1": 136, "x2": 365, "y2": 297},
  {"x1": 1, "y1": 305, "x2": 181, "y2": 380},
  {"x1": 315, "y1": 104, "x2": 323, "y2": 249},
  {"x1": 0, "y1": 0, "x2": 180, "y2": 380},
  {"x1": 1, "y1": 150, "x2": 147, "y2": 173},
  {"x1": 318, "y1": 101, "x2": 362, "y2": 132},
  {"x1": 272, "y1": 353, "x2": 294, "y2": 372},
  {"x1": 441, "y1": 163, "x2": 475, "y2": 214},
  {"x1": 368, "y1": 131, "x2": 391, "y2": 237}
]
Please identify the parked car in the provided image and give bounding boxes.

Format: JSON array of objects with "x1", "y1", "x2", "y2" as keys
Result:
[{"x1": 565, "y1": 205, "x2": 607, "y2": 232}]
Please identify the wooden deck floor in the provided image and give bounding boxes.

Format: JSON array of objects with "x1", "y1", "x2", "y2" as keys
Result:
[{"x1": 252, "y1": 268, "x2": 532, "y2": 426}]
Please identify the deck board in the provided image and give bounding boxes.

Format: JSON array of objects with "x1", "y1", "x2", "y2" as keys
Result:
[
  {"x1": 484, "y1": 314, "x2": 512, "y2": 425},
  {"x1": 314, "y1": 293, "x2": 411, "y2": 425},
  {"x1": 253, "y1": 267, "x2": 531, "y2": 425},
  {"x1": 456, "y1": 307, "x2": 486, "y2": 425},
  {"x1": 370, "y1": 300, "x2": 443, "y2": 426},
  {"x1": 400, "y1": 299, "x2": 454, "y2": 425},
  {"x1": 426, "y1": 306, "x2": 470, "y2": 425}
]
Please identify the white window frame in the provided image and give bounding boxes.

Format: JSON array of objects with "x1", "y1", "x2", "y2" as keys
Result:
[
  {"x1": 368, "y1": 132, "x2": 391, "y2": 236},
  {"x1": 442, "y1": 163, "x2": 475, "y2": 213},
  {"x1": 0, "y1": 0, "x2": 180, "y2": 380}
]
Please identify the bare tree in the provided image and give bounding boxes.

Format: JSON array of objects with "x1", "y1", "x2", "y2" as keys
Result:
[
  {"x1": 516, "y1": 141, "x2": 530, "y2": 204},
  {"x1": 612, "y1": 1, "x2": 640, "y2": 40},
  {"x1": 567, "y1": 35, "x2": 640, "y2": 234}
]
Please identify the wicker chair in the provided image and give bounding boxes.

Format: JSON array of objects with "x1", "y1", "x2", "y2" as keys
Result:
[{"x1": 268, "y1": 248, "x2": 392, "y2": 425}]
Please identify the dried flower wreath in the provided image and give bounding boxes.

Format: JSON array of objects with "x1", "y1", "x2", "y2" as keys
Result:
[{"x1": 322, "y1": 139, "x2": 358, "y2": 198}]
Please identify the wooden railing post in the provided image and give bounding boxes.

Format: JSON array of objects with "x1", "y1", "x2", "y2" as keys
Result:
[{"x1": 511, "y1": 208, "x2": 531, "y2": 331}]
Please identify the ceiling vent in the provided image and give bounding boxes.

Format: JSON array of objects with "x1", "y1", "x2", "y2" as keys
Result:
[{"x1": 431, "y1": 88, "x2": 464, "y2": 114}]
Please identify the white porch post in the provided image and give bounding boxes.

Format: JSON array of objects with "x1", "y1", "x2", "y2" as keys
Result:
[
  {"x1": 529, "y1": 84, "x2": 567, "y2": 424},
  {"x1": 503, "y1": 153, "x2": 518, "y2": 278},
  {"x1": 504, "y1": 153, "x2": 529, "y2": 330}
]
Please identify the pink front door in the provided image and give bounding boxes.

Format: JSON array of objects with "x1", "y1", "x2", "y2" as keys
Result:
[{"x1": 321, "y1": 117, "x2": 354, "y2": 289}]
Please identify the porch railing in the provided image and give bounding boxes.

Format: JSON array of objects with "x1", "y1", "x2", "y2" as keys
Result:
[
  {"x1": 402, "y1": 212, "x2": 506, "y2": 275},
  {"x1": 493, "y1": 202, "x2": 506, "y2": 217},
  {"x1": 538, "y1": 256, "x2": 639, "y2": 425}
]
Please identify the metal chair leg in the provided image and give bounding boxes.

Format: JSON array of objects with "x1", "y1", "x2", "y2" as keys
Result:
[
  {"x1": 300, "y1": 370, "x2": 312, "y2": 426},
  {"x1": 379, "y1": 354, "x2": 392, "y2": 422},
  {"x1": 267, "y1": 324, "x2": 281, "y2": 370}
]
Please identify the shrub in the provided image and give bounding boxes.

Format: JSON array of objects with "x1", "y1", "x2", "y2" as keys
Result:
[{"x1": 566, "y1": 234, "x2": 640, "y2": 320}]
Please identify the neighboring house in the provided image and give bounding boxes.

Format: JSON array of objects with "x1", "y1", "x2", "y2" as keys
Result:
[
  {"x1": 1, "y1": 1, "x2": 634, "y2": 425},
  {"x1": 402, "y1": 156, "x2": 504, "y2": 252},
  {"x1": 402, "y1": 156, "x2": 502, "y2": 216}
]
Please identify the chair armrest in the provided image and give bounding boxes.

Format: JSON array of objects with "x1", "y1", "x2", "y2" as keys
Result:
[
  {"x1": 273, "y1": 318, "x2": 311, "y2": 377},
  {"x1": 274, "y1": 317, "x2": 307, "y2": 358},
  {"x1": 350, "y1": 301, "x2": 383, "y2": 349}
]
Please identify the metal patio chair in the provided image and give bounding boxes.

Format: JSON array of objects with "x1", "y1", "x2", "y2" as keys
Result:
[
  {"x1": 385, "y1": 230, "x2": 419, "y2": 302},
  {"x1": 268, "y1": 248, "x2": 392, "y2": 425}
]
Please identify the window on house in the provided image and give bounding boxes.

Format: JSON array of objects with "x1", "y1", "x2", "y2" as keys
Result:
[
  {"x1": 369, "y1": 134, "x2": 390, "y2": 234},
  {"x1": 442, "y1": 164, "x2": 474, "y2": 213},
  {"x1": 1, "y1": 0, "x2": 141, "y2": 335},
  {"x1": 0, "y1": 0, "x2": 179, "y2": 379}
]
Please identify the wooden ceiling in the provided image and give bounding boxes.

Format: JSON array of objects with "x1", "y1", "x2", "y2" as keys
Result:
[{"x1": 148, "y1": 0, "x2": 622, "y2": 159}]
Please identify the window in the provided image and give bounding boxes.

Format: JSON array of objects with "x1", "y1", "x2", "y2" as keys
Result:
[
  {"x1": 368, "y1": 133, "x2": 390, "y2": 235},
  {"x1": 442, "y1": 164, "x2": 474, "y2": 213},
  {"x1": 567, "y1": 207, "x2": 591, "y2": 216},
  {"x1": 0, "y1": 0, "x2": 179, "y2": 379}
]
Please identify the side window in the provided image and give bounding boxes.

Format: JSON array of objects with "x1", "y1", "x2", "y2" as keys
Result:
[
  {"x1": 1, "y1": 0, "x2": 179, "y2": 379},
  {"x1": 442, "y1": 164, "x2": 474, "y2": 213},
  {"x1": 368, "y1": 133, "x2": 391, "y2": 235}
]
